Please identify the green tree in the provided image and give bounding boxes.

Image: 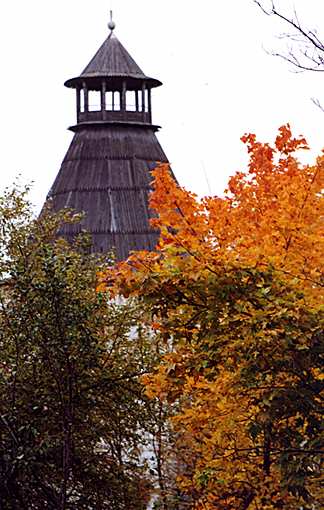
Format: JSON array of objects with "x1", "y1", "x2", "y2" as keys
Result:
[{"x1": 0, "y1": 187, "x2": 153, "y2": 509}]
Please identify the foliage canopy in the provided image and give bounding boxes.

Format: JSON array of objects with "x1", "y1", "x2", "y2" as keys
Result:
[{"x1": 103, "y1": 125, "x2": 324, "y2": 509}]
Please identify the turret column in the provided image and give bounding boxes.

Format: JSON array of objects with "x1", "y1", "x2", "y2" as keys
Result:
[
  {"x1": 101, "y1": 80, "x2": 106, "y2": 120},
  {"x1": 76, "y1": 87, "x2": 81, "y2": 122},
  {"x1": 141, "y1": 82, "x2": 146, "y2": 121},
  {"x1": 82, "y1": 82, "x2": 89, "y2": 113},
  {"x1": 122, "y1": 80, "x2": 127, "y2": 112},
  {"x1": 147, "y1": 88, "x2": 152, "y2": 122},
  {"x1": 135, "y1": 90, "x2": 139, "y2": 112}
]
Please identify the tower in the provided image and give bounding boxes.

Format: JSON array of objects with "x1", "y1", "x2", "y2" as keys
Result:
[{"x1": 46, "y1": 17, "x2": 172, "y2": 260}]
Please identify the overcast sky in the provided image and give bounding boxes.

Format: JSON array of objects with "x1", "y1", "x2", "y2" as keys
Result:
[{"x1": 1, "y1": 0, "x2": 324, "y2": 211}]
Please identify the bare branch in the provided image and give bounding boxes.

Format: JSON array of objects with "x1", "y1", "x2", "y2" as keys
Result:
[
  {"x1": 269, "y1": 50, "x2": 324, "y2": 73},
  {"x1": 311, "y1": 97, "x2": 324, "y2": 113},
  {"x1": 253, "y1": 1, "x2": 324, "y2": 72},
  {"x1": 253, "y1": 0, "x2": 275, "y2": 16}
]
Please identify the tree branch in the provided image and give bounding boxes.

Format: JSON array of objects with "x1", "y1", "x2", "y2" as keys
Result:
[{"x1": 254, "y1": 1, "x2": 324, "y2": 72}]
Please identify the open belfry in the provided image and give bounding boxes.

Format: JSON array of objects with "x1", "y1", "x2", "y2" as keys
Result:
[{"x1": 46, "y1": 14, "x2": 173, "y2": 260}]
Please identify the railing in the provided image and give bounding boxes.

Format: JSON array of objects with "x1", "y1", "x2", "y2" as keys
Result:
[
  {"x1": 78, "y1": 109, "x2": 151, "y2": 124},
  {"x1": 85, "y1": 104, "x2": 149, "y2": 113}
]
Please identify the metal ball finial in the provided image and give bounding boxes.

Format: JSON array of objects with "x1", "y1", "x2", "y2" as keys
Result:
[
  {"x1": 108, "y1": 10, "x2": 116, "y2": 31},
  {"x1": 108, "y1": 20, "x2": 116, "y2": 30}
]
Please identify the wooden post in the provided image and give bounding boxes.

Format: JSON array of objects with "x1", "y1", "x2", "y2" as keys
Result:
[
  {"x1": 141, "y1": 83, "x2": 146, "y2": 112},
  {"x1": 122, "y1": 80, "x2": 127, "y2": 111},
  {"x1": 76, "y1": 87, "x2": 81, "y2": 122},
  {"x1": 141, "y1": 82, "x2": 146, "y2": 121},
  {"x1": 135, "y1": 90, "x2": 139, "y2": 112},
  {"x1": 101, "y1": 80, "x2": 106, "y2": 120},
  {"x1": 82, "y1": 82, "x2": 89, "y2": 113},
  {"x1": 147, "y1": 88, "x2": 152, "y2": 122}
]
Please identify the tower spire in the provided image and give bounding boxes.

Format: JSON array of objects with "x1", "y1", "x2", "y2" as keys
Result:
[
  {"x1": 46, "y1": 16, "x2": 174, "y2": 260},
  {"x1": 108, "y1": 10, "x2": 116, "y2": 32}
]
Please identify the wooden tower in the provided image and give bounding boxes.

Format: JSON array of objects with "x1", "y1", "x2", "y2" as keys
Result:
[{"x1": 46, "y1": 17, "x2": 171, "y2": 260}]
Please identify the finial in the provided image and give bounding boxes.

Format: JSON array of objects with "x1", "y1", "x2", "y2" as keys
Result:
[{"x1": 108, "y1": 10, "x2": 116, "y2": 31}]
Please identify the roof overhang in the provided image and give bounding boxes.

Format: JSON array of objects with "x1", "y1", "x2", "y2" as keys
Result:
[
  {"x1": 65, "y1": 75, "x2": 162, "y2": 91},
  {"x1": 68, "y1": 120, "x2": 161, "y2": 132}
]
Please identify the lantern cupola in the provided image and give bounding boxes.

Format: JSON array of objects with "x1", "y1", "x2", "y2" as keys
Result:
[{"x1": 65, "y1": 18, "x2": 161, "y2": 131}]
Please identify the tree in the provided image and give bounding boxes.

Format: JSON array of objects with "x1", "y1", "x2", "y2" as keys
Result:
[
  {"x1": 0, "y1": 188, "x2": 154, "y2": 509},
  {"x1": 103, "y1": 125, "x2": 324, "y2": 508}
]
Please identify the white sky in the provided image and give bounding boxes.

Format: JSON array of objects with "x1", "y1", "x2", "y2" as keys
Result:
[{"x1": 1, "y1": 0, "x2": 324, "y2": 211}]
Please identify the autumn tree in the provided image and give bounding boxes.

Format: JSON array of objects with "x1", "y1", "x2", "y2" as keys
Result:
[
  {"x1": 0, "y1": 188, "x2": 155, "y2": 509},
  {"x1": 103, "y1": 125, "x2": 324, "y2": 509}
]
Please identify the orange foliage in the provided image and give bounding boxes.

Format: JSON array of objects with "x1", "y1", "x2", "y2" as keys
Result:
[{"x1": 99, "y1": 125, "x2": 324, "y2": 509}]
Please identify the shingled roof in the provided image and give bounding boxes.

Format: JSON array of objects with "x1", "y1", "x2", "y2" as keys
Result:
[
  {"x1": 65, "y1": 32, "x2": 162, "y2": 89},
  {"x1": 82, "y1": 32, "x2": 146, "y2": 78},
  {"x1": 48, "y1": 126, "x2": 169, "y2": 260}
]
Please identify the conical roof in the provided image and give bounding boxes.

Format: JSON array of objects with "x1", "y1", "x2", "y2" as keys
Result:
[
  {"x1": 65, "y1": 32, "x2": 162, "y2": 89},
  {"x1": 82, "y1": 32, "x2": 146, "y2": 79}
]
